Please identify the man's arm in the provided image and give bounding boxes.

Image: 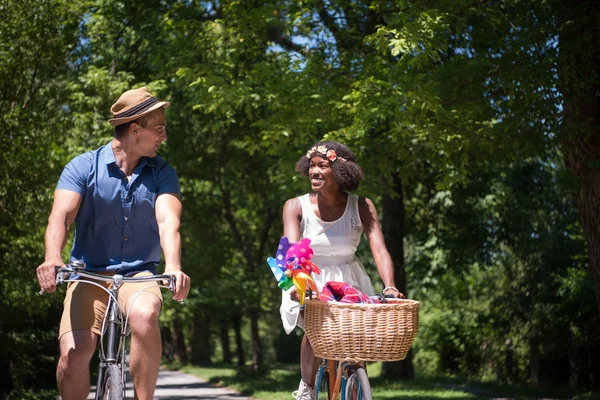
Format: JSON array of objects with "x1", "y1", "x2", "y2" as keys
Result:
[
  {"x1": 36, "y1": 189, "x2": 82, "y2": 293},
  {"x1": 155, "y1": 193, "x2": 190, "y2": 301}
]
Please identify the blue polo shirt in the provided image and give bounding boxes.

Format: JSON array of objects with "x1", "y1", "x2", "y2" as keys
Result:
[{"x1": 56, "y1": 142, "x2": 180, "y2": 274}]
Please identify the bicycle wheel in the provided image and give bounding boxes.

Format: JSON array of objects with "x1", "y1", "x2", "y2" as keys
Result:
[
  {"x1": 315, "y1": 367, "x2": 330, "y2": 400},
  {"x1": 100, "y1": 363, "x2": 124, "y2": 400},
  {"x1": 344, "y1": 366, "x2": 371, "y2": 400}
]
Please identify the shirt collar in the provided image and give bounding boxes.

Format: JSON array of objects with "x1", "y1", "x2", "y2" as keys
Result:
[
  {"x1": 101, "y1": 141, "x2": 152, "y2": 169},
  {"x1": 101, "y1": 141, "x2": 117, "y2": 165}
]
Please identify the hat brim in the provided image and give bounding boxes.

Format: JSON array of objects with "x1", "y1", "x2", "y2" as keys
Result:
[{"x1": 108, "y1": 101, "x2": 171, "y2": 127}]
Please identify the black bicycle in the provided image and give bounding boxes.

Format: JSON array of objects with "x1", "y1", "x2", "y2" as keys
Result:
[{"x1": 49, "y1": 261, "x2": 176, "y2": 400}]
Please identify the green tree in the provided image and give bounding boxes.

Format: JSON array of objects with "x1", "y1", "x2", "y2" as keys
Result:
[
  {"x1": 0, "y1": 0, "x2": 84, "y2": 395},
  {"x1": 557, "y1": 0, "x2": 600, "y2": 316}
]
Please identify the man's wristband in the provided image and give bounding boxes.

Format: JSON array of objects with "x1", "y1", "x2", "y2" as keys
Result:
[{"x1": 383, "y1": 286, "x2": 399, "y2": 293}]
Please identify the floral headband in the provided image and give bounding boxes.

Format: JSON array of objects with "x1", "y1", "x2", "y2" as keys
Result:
[{"x1": 306, "y1": 145, "x2": 347, "y2": 163}]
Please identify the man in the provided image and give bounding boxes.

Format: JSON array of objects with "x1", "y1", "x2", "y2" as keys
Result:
[{"x1": 36, "y1": 87, "x2": 191, "y2": 400}]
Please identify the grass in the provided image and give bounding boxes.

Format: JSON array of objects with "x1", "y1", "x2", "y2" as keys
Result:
[
  {"x1": 171, "y1": 361, "x2": 600, "y2": 400},
  {"x1": 171, "y1": 362, "x2": 513, "y2": 400},
  {"x1": 165, "y1": 360, "x2": 600, "y2": 399}
]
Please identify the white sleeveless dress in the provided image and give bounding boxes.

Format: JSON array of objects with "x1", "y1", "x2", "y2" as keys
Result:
[{"x1": 280, "y1": 193, "x2": 375, "y2": 334}]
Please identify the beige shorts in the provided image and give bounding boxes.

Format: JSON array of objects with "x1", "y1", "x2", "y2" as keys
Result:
[{"x1": 58, "y1": 270, "x2": 163, "y2": 339}]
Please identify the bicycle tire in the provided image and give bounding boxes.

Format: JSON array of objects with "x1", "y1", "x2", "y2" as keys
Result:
[
  {"x1": 315, "y1": 368, "x2": 330, "y2": 400},
  {"x1": 101, "y1": 363, "x2": 124, "y2": 400},
  {"x1": 344, "y1": 366, "x2": 372, "y2": 400}
]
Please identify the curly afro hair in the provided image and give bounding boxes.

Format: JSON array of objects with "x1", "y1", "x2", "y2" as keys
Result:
[{"x1": 295, "y1": 141, "x2": 363, "y2": 191}]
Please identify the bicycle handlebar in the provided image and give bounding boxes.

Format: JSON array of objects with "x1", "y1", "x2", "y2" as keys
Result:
[{"x1": 40, "y1": 261, "x2": 177, "y2": 294}]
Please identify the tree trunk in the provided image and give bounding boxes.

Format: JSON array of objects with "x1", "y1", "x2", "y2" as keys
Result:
[
  {"x1": 232, "y1": 312, "x2": 246, "y2": 366},
  {"x1": 530, "y1": 325, "x2": 541, "y2": 386},
  {"x1": 568, "y1": 328, "x2": 581, "y2": 389},
  {"x1": 160, "y1": 325, "x2": 173, "y2": 361},
  {"x1": 249, "y1": 307, "x2": 263, "y2": 370},
  {"x1": 380, "y1": 173, "x2": 414, "y2": 379},
  {"x1": 172, "y1": 317, "x2": 188, "y2": 364},
  {"x1": 505, "y1": 339, "x2": 514, "y2": 384},
  {"x1": 190, "y1": 306, "x2": 211, "y2": 365},
  {"x1": 558, "y1": 0, "x2": 600, "y2": 316},
  {"x1": 220, "y1": 318, "x2": 233, "y2": 364},
  {"x1": 0, "y1": 360, "x2": 12, "y2": 395}
]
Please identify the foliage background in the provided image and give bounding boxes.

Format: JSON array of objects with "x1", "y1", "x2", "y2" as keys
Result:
[{"x1": 1, "y1": 0, "x2": 599, "y2": 397}]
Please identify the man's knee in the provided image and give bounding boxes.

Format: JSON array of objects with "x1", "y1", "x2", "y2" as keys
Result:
[
  {"x1": 128, "y1": 296, "x2": 161, "y2": 334},
  {"x1": 58, "y1": 331, "x2": 97, "y2": 380}
]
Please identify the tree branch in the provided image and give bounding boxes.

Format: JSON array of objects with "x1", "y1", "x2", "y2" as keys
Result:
[
  {"x1": 23, "y1": 58, "x2": 42, "y2": 109},
  {"x1": 215, "y1": 130, "x2": 254, "y2": 266},
  {"x1": 267, "y1": 26, "x2": 309, "y2": 55},
  {"x1": 218, "y1": 178, "x2": 250, "y2": 259},
  {"x1": 314, "y1": 0, "x2": 344, "y2": 45},
  {"x1": 255, "y1": 207, "x2": 277, "y2": 267}
]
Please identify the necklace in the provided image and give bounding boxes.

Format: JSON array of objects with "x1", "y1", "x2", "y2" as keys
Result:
[{"x1": 318, "y1": 195, "x2": 340, "y2": 219}]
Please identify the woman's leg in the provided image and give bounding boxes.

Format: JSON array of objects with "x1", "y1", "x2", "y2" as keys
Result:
[{"x1": 300, "y1": 334, "x2": 321, "y2": 386}]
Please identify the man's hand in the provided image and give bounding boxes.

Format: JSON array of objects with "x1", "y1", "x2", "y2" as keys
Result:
[
  {"x1": 164, "y1": 267, "x2": 190, "y2": 301},
  {"x1": 36, "y1": 259, "x2": 64, "y2": 294}
]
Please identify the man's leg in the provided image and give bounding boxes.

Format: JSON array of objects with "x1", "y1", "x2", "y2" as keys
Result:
[
  {"x1": 58, "y1": 279, "x2": 108, "y2": 400},
  {"x1": 127, "y1": 291, "x2": 162, "y2": 400},
  {"x1": 57, "y1": 330, "x2": 98, "y2": 400}
]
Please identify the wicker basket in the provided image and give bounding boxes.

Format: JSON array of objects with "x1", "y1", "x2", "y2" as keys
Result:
[{"x1": 304, "y1": 298, "x2": 420, "y2": 362}]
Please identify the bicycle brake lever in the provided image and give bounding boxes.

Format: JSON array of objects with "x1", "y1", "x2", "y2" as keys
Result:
[
  {"x1": 40, "y1": 266, "x2": 69, "y2": 295},
  {"x1": 56, "y1": 272, "x2": 66, "y2": 285},
  {"x1": 54, "y1": 264, "x2": 80, "y2": 286}
]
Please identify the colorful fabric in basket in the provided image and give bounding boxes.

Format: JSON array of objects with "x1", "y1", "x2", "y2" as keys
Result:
[{"x1": 318, "y1": 281, "x2": 382, "y2": 304}]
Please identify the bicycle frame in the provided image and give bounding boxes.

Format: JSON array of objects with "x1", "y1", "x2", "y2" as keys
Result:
[
  {"x1": 316, "y1": 359, "x2": 365, "y2": 400},
  {"x1": 54, "y1": 263, "x2": 175, "y2": 399},
  {"x1": 95, "y1": 278, "x2": 125, "y2": 400},
  {"x1": 308, "y1": 293, "x2": 401, "y2": 400}
]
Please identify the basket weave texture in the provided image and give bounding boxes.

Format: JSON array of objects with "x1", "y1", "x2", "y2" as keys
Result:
[{"x1": 304, "y1": 298, "x2": 420, "y2": 362}]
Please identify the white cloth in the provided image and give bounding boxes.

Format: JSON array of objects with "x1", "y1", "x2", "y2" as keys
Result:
[{"x1": 280, "y1": 193, "x2": 375, "y2": 334}]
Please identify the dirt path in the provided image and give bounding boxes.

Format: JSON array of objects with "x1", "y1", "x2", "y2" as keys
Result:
[{"x1": 88, "y1": 369, "x2": 252, "y2": 400}]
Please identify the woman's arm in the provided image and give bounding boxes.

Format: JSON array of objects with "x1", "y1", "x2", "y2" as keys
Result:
[
  {"x1": 282, "y1": 197, "x2": 302, "y2": 300},
  {"x1": 359, "y1": 196, "x2": 403, "y2": 298},
  {"x1": 282, "y1": 197, "x2": 302, "y2": 243}
]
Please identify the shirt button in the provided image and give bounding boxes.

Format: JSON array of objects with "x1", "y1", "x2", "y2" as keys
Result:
[
  {"x1": 125, "y1": 217, "x2": 129, "y2": 221},
  {"x1": 124, "y1": 237, "x2": 129, "y2": 241},
  {"x1": 126, "y1": 196, "x2": 131, "y2": 201}
]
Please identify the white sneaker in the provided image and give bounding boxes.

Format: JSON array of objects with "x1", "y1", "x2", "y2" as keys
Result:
[{"x1": 292, "y1": 380, "x2": 316, "y2": 400}]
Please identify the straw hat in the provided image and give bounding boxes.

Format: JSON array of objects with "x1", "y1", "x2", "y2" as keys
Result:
[{"x1": 108, "y1": 87, "x2": 170, "y2": 127}]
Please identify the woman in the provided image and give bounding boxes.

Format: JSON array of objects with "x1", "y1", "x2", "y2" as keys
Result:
[{"x1": 279, "y1": 141, "x2": 403, "y2": 400}]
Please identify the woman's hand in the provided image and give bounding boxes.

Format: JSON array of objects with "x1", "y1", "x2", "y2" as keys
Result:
[
  {"x1": 383, "y1": 287, "x2": 405, "y2": 298},
  {"x1": 288, "y1": 286, "x2": 300, "y2": 302}
]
